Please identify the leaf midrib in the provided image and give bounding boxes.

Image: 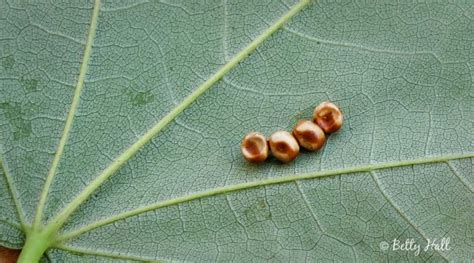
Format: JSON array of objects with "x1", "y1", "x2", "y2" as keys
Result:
[{"x1": 57, "y1": 153, "x2": 473, "y2": 242}]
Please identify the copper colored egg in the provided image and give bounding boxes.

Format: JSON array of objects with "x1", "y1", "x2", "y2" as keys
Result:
[
  {"x1": 241, "y1": 132, "x2": 269, "y2": 163},
  {"x1": 313, "y1": 101, "x2": 343, "y2": 133},
  {"x1": 293, "y1": 120, "x2": 326, "y2": 151},
  {"x1": 268, "y1": 131, "x2": 300, "y2": 163}
]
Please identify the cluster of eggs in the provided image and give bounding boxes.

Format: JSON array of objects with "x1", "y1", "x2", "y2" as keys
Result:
[{"x1": 241, "y1": 101, "x2": 343, "y2": 163}]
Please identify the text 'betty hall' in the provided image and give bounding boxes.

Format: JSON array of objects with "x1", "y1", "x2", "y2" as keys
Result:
[{"x1": 392, "y1": 237, "x2": 451, "y2": 256}]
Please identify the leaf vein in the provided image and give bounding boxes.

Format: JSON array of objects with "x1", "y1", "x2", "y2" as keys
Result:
[
  {"x1": 294, "y1": 181, "x2": 323, "y2": 231},
  {"x1": 295, "y1": 181, "x2": 358, "y2": 260},
  {"x1": 283, "y1": 26, "x2": 442, "y2": 63},
  {"x1": 0, "y1": 157, "x2": 27, "y2": 230},
  {"x1": 370, "y1": 171, "x2": 449, "y2": 262},
  {"x1": 54, "y1": 244, "x2": 160, "y2": 262},
  {"x1": 223, "y1": 0, "x2": 229, "y2": 61},
  {"x1": 446, "y1": 161, "x2": 473, "y2": 193},
  {"x1": 32, "y1": 0, "x2": 101, "y2": 230},
  {"x1": 57, "y1": 154, "x2": 473, "y2": 243}
]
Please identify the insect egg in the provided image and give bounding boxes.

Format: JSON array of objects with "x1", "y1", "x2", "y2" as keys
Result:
[
  {"x1": 241, "y1": 132, "x2": 269, "y2": 163},
  {"x1": 268, "y1": 131, "x2": 300, "y2": 163},
  {"x1": 292, "y1": 120, "x2": 326, "y2": 151},
  {"x1": 313, "y1": 101, "x2": 343, "y2": 133}
]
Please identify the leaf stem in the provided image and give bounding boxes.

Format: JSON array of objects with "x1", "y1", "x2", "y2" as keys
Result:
[
  {"x1": 17, "y1": 229, "x2": 54, "y2": 263},
  {"x1": 45, "y1": 0, "x2": 311, "y2": 238},
  {"x1": 32, "y1": 0, "x2": 101, "y2": 229}
]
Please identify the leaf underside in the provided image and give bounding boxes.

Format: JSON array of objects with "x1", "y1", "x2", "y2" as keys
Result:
[{"x1": 1, "y1": 0, "x2": 473, "y2": 262}]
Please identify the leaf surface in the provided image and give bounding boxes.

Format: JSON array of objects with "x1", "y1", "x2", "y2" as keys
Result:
[{"x1": 0, "y1": 0, "x2": 473, "y2": 261}]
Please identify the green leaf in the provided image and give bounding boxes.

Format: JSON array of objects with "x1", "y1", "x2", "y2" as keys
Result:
[{"x1": 1, "y1": 0, "x2": 473, "y2": 261}]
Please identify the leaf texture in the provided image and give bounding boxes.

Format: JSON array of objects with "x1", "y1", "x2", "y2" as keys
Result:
[{"x1": 0, "y1": 0, "x2": 473, "y2": 261}]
